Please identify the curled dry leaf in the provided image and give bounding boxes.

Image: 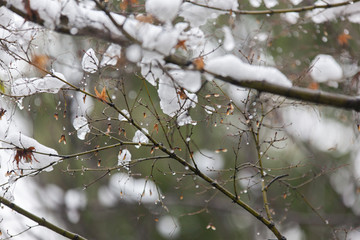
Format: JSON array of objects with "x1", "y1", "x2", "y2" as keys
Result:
[
  {"x1": 153, "y1": 123, "x2": 159, "y2": 133},
  {"x1": 95, "y1": 86, "x2": 109, "y2": 103},
  {"x1": 0, "y1": 108, "x2": 6, "y2": 120},
  {"x1": 177, "y1": 87, "x2": 188, "y2": 100},
  {"x1": 175, "y1": 40, "x2": 187, "y2": 51},
  {"x1": 14, "y1": 146, "x2": 38, "y2": 168},
  {"x1": 215, "y1": 148, "x2": 228, "y2": 153},
  {"x1": 58, "y1": 134, "x2": 67, "y2": 144}
]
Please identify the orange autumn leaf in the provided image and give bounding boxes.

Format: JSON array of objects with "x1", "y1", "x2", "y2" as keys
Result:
[
  {"x1": 175, "y1": 40, "x2": 187, "y2": 51},
  {"x1": 120, "y1": 0, "x2": 138, "y2": 11},
  {"x1": 31, "y1": 54, "x2": 49, "y2": 72},
  {"x1": 193, "y1": 57, "x2": 204, "y2": 70},
  {"x1": 337, "y1": 33, "x2": 352, "y2": 46},
  {"x1": 14, "y1": 147, "x2": 38, "y2": 168},
  {"x1": 94, "y1": 86, "x2": 109, "y2": 103},
  {"x1": 153, "y1": 123, "x2": 159, "y2": 133},
  {"x1": 307, "y1": 82, "x2": 319, "y2": 90}
]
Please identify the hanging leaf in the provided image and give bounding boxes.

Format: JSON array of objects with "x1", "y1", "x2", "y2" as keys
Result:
[
  {"x1": 95, "y1": 86, "x2": 109, "y2": 103},
  {"x1": 0, "y1": 108, "x2": 6, "y2": 120},
  {"x1": 58, "y1": 134, "x2": 67, "y2": 144},
  {"x1": 14, "y1": 147, "x2": 38, "y2": 168}
]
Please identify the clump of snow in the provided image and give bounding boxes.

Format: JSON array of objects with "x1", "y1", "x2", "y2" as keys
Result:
[
  {"x1": 11, "y1": 72, "x2": 66, "y2": 96},
  {"x1": 100, "y1": 44, "x2": 121, "y2": 67},
  {"x1": 204, "y1": 105, "x2": 215, "y2": 114},
  {"x1": 156, "y1": 215, "x2": 181, "y2": 239},
  {"x1": 108, "y1": 173, "x2": 161, "y2": 204},
  {"x1": 193, "y1": 149, "x2": 224, "y2": 176},
  {"x1": 281, "y1": 12, "x2": 299, "y2": 24},
  {"x1": 140, "y1": 50, "x2": 165, "y2": 86},
  {"x1": 310, "y1": 54, "x2": 343, "y2": 85},
  {"x1": 222, "y1": 26, "x2": 235, "y2": 51},
  {"x1": 118, "y1": 109, "x2": 130, "y2": 121},
  {"x1": 169, "y1": 70, "x2": 202, "y2": 92},
  {"x1": 158, "y1": 73, "x2": 198, "y2": 125},
  {"x1": 180, "y1": 0, "x2": 238, "y2": 27},
  {"x1": 132, "y1": 129, "x2": 149, "y2": 148},
  {"x1": 249, "y1": 0, "x2": 261, "y2": 7},
  {"x1": 124, "y1": 20, "x2": 179, "y2": 55},
  {"x1": 290, "y1": 0, "x2": 303, "y2": 5},
  {"x1": 70, "y1": 90, "x2": 94, "y2": 117},
  {"x1": 118, "y1": 149, "x2": 131, "y2": 167},
  {"x1": 205, "y1": 54, "x2": 292, "y2": 87},
  {"x1": 145, "y1": 0, "x2": 182, "y2": 22},
  {"x1": 264, "y1": 0, "x2": 278, "y2": 8},
  {"x1": 81, "y1": 48, "x2": 99, "y2": 73},
  {"x1": 30, "y1": 0, "x2": 62, "y2": 29},
  {"x1": 73, "y1": 116, "x2": 90, "y2": 140},
  {"x1": 126, "y1": 44, "x2": 142, "y2": 63}
]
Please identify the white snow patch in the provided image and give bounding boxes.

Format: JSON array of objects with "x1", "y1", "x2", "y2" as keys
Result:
[
  {"x1": 145, "y1": 0, "x2": 182, "y2": 22},
  {"x1": 118, "y1": 149, "x2": 132, "y2": 166},
  {"x1": 73, "y1": 116, "x2": 90, "y2": 140},
  {"x1": 310, "y1": 54, "x2": 343, "y2": 84},
  {"x1": 81, "y1": 48, "x2": 99, "y2": 73},
  {"x1": 223, "y1": 26, "x2": 235, "y2": 51},
  {"x1": 132, "y1": 129, "x2": 149, "y2": 148},
  {"x1": 180, "y1": 0, "x2": 238, "y2": 27},
  {"x1": 281, "y1": 12, "x2": 300, "y2": 24},
  {"x1": 118, "y1": 109, "x2": 130, "y2": 121},
  {"x1": 11, "y1": 72, "x2": 66, "y2": 96},
  {"x1": 205, "y1": 54, "x2": 292, "y2": 87},
  {"x1": 193, "y1": 149, "x2": 224, "y2": 176},
  {"x1": 100, "y1": 44, "x2": 121, "y2": 67}
]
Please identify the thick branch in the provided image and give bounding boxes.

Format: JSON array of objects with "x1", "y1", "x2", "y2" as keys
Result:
[
  {"x1": 211, "y1": 73, "x2": 360, "y2": 111},
  {"x1": 0, "y1": 196, "x2": 88, "y2": 240}
]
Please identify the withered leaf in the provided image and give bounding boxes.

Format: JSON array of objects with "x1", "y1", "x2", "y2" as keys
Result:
[
  {"x1": 338, "y1": 33, "x2": 352, "y2": 46},
  {"x1": 58, "y1": 134, "x2": 67, "y2": 144},
  {"x1": 175, "y1": 40, "x2": 187, "y2": 51},
  {"x1": 193, "y1": 57, "x2": 204, "y2": 70},
  {"x1": 14, "y1": 147, "x2": 38, "y2": 168},
  {"x1": 0, "y1": 108, "x2": 6, "y2": 120},
  {"x1": 95, "y1": 86, "x2": 109, "y2": 103}
]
